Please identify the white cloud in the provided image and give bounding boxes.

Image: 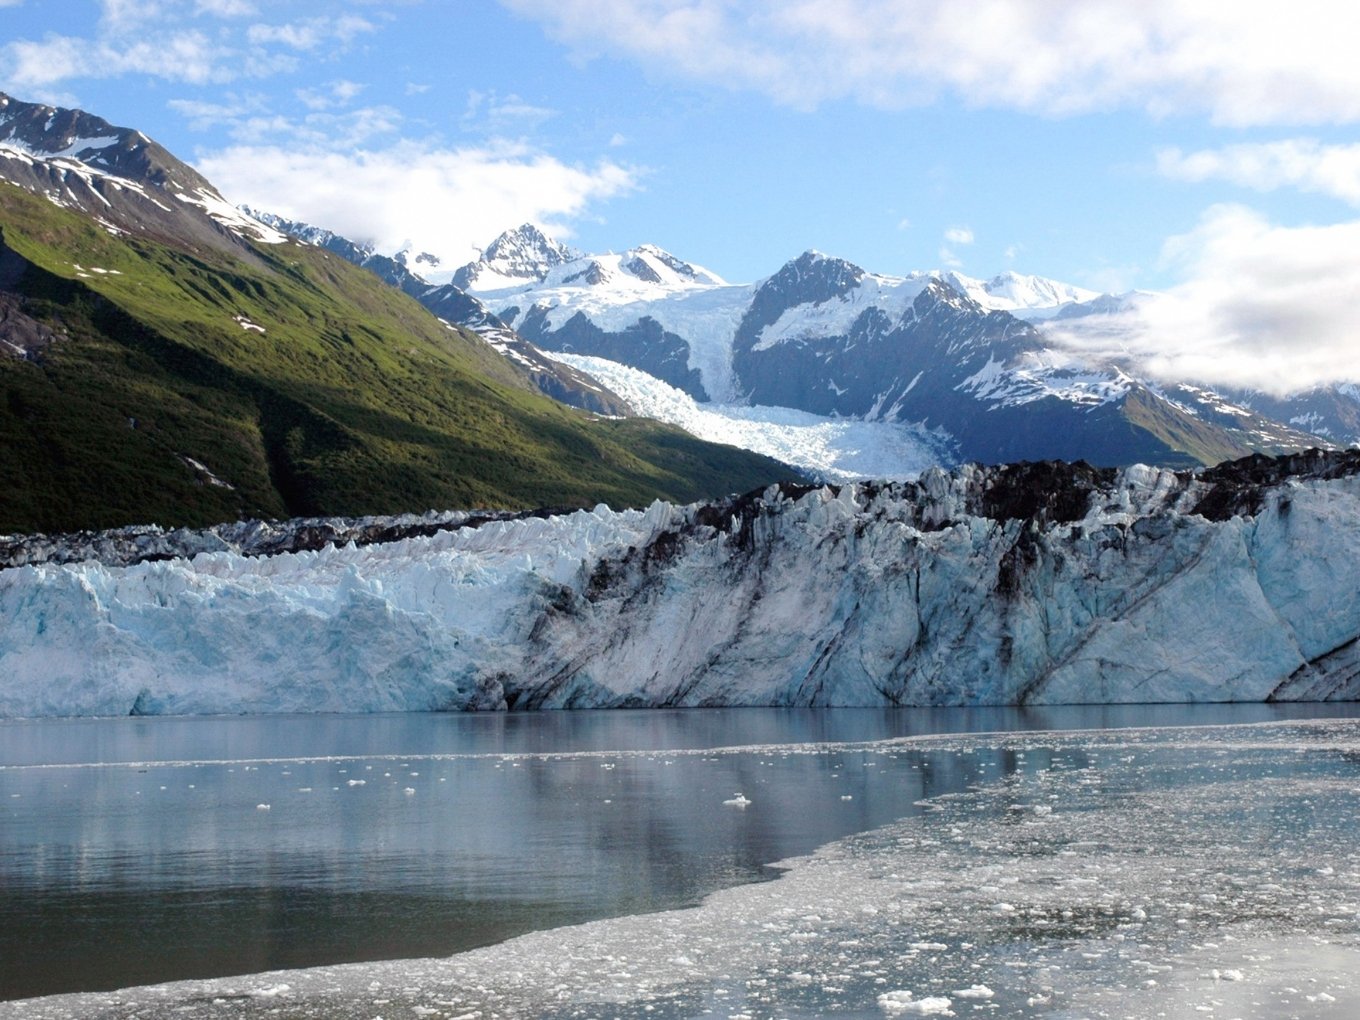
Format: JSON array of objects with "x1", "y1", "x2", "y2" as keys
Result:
[
  {"x1": 943, "y1": 225, "x2": 973, "y2": 245},
  {"x1": 100, "y1": 0, "x2": 169, "y2": 30},
  {"x1": 171, "y1": 95, "x2": 399, "y2": 146},
  {"x1": 501, "y1": 0, "x2": 1360, "y2": 125},
  {"x1": 0, "y1": 2, "x2": 376, "y2": 92},
  {"x1": 4, "y1": 29, "x2": 223, "y2": 88},
  {"x1": 1158, "y1": 140, "x2": 1360, "y2": 207},
  {"x1": 195, "y1": 0, "x2": 255, "y2": 14},
  {"x1": 246, "y1": 15, "x2": 374, "y2": 51},
  {"x1": 461, "y1": 89, "x2": 556, "y2": 135},
  {"x1": 296, "y1": 79, "x2": 366, "y2": 111},
  {"x1": 196, "y1": 141, "x2": 640, "y2": 274},
  {"x1": 938, "y1": 246, "x2": 962, "y2": 269},
  {"x1": 1049, "y1": 205, "x2": 1360, "y2": 394}
]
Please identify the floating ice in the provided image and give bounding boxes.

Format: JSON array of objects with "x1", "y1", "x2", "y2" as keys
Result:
[{"x1": 9, "y1": 720, "x2": 1360, "y2": 1019}]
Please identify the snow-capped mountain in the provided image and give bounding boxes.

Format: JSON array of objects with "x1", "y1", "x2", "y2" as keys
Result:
[
  {"x1": 1231, "y1": 384, "x2": 1360, "y2": 446},
  {"x1": 454, "y1": 229, "x2": 1328, "y2": 467},
  {"x1": 947, "y1": 269, "x2": 1101, "y2": 318},
  {"x1": 4, "y1": 448, "x2": 1358, "y2": 716},
  {"x1": 0, "y1": 92, "x2": 284, "y2": 256},
  {"x1": 450, "y1": 223, "x2": 577, "y2": 290}
]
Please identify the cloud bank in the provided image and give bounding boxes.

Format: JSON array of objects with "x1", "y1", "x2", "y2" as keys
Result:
[
  {"x1": 1049, "y1": 206, "x2": 1360, "y2": 394},
  {"x1": 501, "y1": 0, "x2": 1360, "y2": 125}
]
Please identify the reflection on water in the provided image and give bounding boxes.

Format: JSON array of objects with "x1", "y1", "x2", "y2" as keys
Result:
[{"x1": 1, "y1": 703, "x2": 1357, "y2": 1001}]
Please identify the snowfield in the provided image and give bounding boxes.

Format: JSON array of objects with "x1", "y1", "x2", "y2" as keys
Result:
[{"x1": 2, "y1": 454, "x2": 1359, "y2": 718}]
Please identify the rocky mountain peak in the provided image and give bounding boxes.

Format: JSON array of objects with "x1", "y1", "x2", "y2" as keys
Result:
[
  {"x1": 0, "y1": 91, "x2": 284, "y2": 256},
  {"x1": 452, "y1": 223, "x2": 577, "y2": 290},
  {"x1": 733, "y1": 250, "x2": 869, "y2": 348},
  {"x1": 396, "y1": 249, "x2": 442, "y2": 273},
  {"x1": 0, "y1": 91, "x2": 209, "y2": 194},
  {"x1": 780, "y1": 250, "x2": 866, "y2": 291}
]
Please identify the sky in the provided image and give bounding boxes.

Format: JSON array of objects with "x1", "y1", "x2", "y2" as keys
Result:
[{"x1": 3, "y1": 0, "x2": 1360, "y2": 391}]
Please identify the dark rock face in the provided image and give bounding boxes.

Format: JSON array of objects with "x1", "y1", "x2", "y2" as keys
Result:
[
  {"x1": 1192, "y1": 448, "x2": 1360, "y2": 521},
  {"x1": 0, "y1": 506, "x2": 588, "y2": 570},
  {"x1": 0, "y1": 291, "x2": 60, "y2": 358},
  {"x1": 736, "y1": 251, "x2": 867, "y2": 344},
  {"x1": 622, "y1": 254, "x2": 664, "y2": 284},
  {"x1": 976, "y1": 461, "x2": 1120, "y2": 526},
  {"x1": 518, "y1": 306, "x2": 709, "y2": 401},
  {"x1": 0, "y1": 232, "x2": 71, "y2": 358}
]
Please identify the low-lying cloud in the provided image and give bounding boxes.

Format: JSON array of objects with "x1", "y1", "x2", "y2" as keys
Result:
[
  {"x1": 1048, "y1": 205, "x2": 1360, "y2": 394},
  {"x1": 197, "y1": 141, "x2": 639, "y2": 275}
]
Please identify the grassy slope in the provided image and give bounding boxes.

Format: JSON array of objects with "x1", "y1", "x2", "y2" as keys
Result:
[
  {"x1": 1122, "y1": 388, "x2": 1265, "y2": 467},
  {"x1": 0, "y1": 184, "x2": 791, "y2": 532}
]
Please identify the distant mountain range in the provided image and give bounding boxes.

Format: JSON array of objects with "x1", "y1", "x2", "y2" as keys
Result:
[
  {"x1": 441, "y1": 224, "x2": 1357, "y2": 468},
  {"x1": 0, "y1": 92, "x2": 789, "y2": 532},
  {"x1": 262, "y1": 205, "x2": 1359, "y2": 471}
]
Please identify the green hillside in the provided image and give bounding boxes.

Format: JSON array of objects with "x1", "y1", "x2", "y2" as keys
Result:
[{"x1": 0, "y1": 183, "x2": 791, "y2": 533}]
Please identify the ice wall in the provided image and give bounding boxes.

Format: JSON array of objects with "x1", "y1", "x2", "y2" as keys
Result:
[{"x1": 3, "y1": 453, "x2": 1359, "y2": 717}]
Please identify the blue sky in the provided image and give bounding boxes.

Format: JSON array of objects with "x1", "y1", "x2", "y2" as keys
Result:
[{"x1": 4, "y1": 1, "x2": 1360, "y2": 389}]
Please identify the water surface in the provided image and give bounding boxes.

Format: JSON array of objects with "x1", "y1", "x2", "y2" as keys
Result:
[{"x1": 3, "y1": 703, "x2": 1358, "y2": 1005}]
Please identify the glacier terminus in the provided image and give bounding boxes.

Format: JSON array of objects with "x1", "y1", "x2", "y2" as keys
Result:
[{"x1": 2, "y1": 450, "x2": 1358, "y2": 718}]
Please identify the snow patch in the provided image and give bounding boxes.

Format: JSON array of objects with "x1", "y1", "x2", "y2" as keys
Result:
[{"x1": 174, "y1": 189, "x2": 287, "y2": 244}]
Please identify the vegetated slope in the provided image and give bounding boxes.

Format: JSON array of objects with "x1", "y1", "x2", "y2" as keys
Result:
[
  {"x1": 0, "y1": 182, "x2": 791, "y2": 533},
  {"x1": 247, "y1": 208, "x2": 633, "y2": 416}
]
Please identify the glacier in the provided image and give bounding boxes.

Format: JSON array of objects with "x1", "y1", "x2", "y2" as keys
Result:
[
  {"x1": 548, "y1": 352, "x2": 953, "y2": 482},
  {"x1": 2, "y1": 451, "x2": 1359, "y2": 718}
]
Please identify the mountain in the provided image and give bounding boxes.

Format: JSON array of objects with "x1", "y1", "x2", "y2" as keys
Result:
[
  {"x1": 4, "y1": 448, "x2": 1358, "y2": 716},
  {"x1": 248, "y1": 210, "x2": 632, "y2": 416},
  {"x1": 1228, "y1": 384, "x2": 1360, "y2": 446},
  {"x1": 454, "y1": 228, "x2": 1339, "y2": 468},
  {"x1": 0, "y1": 93, "x2": 793, "y2": 533},
  {"x1": 451, "y1": 223, "x2": 576, "y2": 290},
  {"x1": 456, "y1": 225, "x2": 738, "y2": 401},
  {"x1": 0, "y1": 93, "x2": 284, "y2": 259}
]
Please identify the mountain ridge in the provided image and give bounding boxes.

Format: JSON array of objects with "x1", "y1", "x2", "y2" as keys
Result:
[
  {"x1": 447, "y1": 224, "x2": 1349, "y2": 467},
  {"x1": 0, "y1": 93, "x2": 795, "y2": 532}
]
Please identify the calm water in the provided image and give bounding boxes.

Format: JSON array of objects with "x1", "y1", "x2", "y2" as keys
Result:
[{"x1": 3, "y1": 703, "x2": 1359, "y2": 1004}]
